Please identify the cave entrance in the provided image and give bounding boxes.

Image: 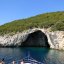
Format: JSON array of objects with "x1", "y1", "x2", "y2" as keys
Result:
[{"x1": 21, "y1": 30, "x2": 50, "y2": 47}]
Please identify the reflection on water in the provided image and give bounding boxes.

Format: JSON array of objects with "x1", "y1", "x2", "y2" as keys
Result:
[{"x1": 0, "y1": 47, "x2": 64, "y2": 64}]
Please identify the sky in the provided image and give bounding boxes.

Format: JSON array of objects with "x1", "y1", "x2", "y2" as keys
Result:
[{"x1": 0, "y1": 0, "x2": 64, "y2": 25}]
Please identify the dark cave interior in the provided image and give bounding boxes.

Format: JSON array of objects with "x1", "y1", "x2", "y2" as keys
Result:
[{"x1": 21, "y1": 30, "x2": 50, "y2": 47}]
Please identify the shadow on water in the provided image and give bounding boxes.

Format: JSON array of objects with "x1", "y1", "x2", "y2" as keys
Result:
[
  {"x1": 0, "y1": 47, "x2": 64, "y2": 64},
  {"x1": 22, "y1": 47, "x2": 50, "y2": 62},
  {"x1": 0, "y1": 47, "x2": 50, "y2": 64}
]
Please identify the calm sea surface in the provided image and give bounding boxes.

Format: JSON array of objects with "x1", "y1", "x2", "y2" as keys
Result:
[{"x1": 0, "y1": 47, "x2": 64, "y2": 64}]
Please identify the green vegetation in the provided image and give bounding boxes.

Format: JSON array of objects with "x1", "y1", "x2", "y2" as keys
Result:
[{"x1": 0, "y1": 11, "x2": 64, "y2": 35}]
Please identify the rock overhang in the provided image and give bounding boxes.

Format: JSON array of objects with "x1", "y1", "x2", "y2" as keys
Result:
[{"x1": 0, "y1": 28, "x2": 64, "y2": 50}]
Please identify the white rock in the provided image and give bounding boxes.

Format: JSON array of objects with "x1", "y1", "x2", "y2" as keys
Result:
[{"x1": 0, "y1": 28, "x2": 64, "y2": 50}]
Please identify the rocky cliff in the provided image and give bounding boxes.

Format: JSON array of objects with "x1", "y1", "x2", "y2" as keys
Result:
[{"x1": 0, "y1": 28, "x2": 64, "y2": 50}]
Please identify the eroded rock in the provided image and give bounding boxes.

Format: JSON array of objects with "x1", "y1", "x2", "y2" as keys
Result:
[{"x1": 0, "y1": 28, "x2": 64, "y2": 50}]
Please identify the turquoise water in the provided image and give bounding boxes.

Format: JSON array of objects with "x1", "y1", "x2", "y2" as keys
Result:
[{"x1": 0, "y1": 47, "x2": 64, "y2": 64}]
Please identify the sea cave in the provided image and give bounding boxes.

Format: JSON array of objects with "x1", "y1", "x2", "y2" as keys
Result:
[{"x1": 21, "y1": 30, "x2": 50, "y2": 47}]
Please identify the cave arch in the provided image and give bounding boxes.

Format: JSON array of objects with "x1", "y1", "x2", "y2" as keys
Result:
[{"x1": 21, "y1": 30, "x2": 50, "y2": 47}]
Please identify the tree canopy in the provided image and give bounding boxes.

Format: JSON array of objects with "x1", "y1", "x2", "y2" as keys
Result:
[{"x1": 0, "y1": 11, "x2": 64, "y2": 35}]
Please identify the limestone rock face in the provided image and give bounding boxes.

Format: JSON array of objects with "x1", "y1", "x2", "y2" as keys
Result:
[
  {"x1": 0, "y1": 28, "x2": 64, "y2": 50},
  {"x1": 47, "y1": 31, "x2": 64, "y2": 50}
]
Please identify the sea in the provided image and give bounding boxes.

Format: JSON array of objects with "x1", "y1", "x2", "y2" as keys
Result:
[{"x1": 0, "y1": 47, "x2": 64, "y2": 64}]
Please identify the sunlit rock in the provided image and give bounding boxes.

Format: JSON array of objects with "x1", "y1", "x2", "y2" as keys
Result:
[{"x1": 0, "y1": 28, "x2": 64, "y2": 50}]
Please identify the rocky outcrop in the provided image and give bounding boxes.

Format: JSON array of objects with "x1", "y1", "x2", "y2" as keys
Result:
[{"x1": 0, "y1": 28, "x2": 64, "y2": 50}]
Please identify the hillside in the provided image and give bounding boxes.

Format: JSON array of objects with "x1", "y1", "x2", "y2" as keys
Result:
[{"x1": 0, "y1": 11, "x2": 64, "y2": 35}]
